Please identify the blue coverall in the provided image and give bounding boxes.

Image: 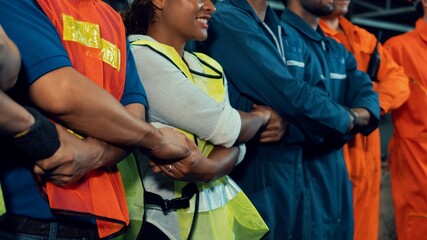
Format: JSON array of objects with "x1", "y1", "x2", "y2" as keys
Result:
[
  {"x1": 197, "y1": 0, "x2": 379, "y2": 239},
  {"x1": 281, "y1": 9, "x2": 380, "y2": 240}
]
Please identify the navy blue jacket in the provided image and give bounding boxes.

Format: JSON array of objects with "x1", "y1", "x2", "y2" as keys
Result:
[{"x1": 281, "y1": 9, "x2": 380, "y2": 240}]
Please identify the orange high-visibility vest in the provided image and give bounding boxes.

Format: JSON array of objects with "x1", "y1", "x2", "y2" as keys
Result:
[
  {"x1": 319, "y1": 17, "x2": 409, "y2": 240},
  {"x1": 36, "y1": 0, "x2": 128, "y2": 238}
]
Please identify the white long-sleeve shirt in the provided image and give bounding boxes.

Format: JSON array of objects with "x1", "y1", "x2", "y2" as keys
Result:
[{"x1": 129, "y1": 35, "x2": 241, "y2": 147}]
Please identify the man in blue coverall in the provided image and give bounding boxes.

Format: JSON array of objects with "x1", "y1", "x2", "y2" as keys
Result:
[
  {"x1": 197, "y1": 0, "x2": 380, "y2": 239},
  {"x1": 279, "y1": 0, "x2": 380, "y2": 239}
]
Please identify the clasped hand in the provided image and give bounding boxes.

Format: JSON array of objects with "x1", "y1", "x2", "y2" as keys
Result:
[
  {"x1": 33, "y1": 123, "x2": 106, "y2": 186},
  {"x1": 252, "y1": 104, "x2": 287, "y2": 142}
]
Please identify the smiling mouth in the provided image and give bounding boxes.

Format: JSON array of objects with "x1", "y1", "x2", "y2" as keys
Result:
[{"x1": 196, "y1": 18, "x2": 208, "y2": 25}]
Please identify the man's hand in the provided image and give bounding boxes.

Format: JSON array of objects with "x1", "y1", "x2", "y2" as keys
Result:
[
  {"x1": 253, "y1": 104, "x2": 287, "y2": 142},
  {"x1": 34, "y1": 123, "x2": 106, "y2": 186},
  {"x1": 351, "y1": 108, "x2": 371, "y2": 128},
  {"x1": 146, "y1": 127, "x2": 192, "y2": 164}
]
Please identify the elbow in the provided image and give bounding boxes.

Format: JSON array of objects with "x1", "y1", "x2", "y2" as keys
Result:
[
  {"x1": 42, "y1": 90, "x2": 79, "y2": 117},
  {"x1": 29, "y1": 74, "x2": 79, "y2": 116},
  {"x1": 384, "y1": 85, "x2": 411, "y2": 113},
  {"x1": 0, "y1": 75, "x2": 18, "y2": 91},
  {"x1": 0, "y1": 35, "x2": 21, "y2": 91}
]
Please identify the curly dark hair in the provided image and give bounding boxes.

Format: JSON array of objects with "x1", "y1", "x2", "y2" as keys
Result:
[{"x1": 122, "y1": 0, "x2": 156, "y2": 35}]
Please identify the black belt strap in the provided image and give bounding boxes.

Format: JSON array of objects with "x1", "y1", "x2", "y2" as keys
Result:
[{"x1": 144, "y1": 183, "x2": 199, "y2": 213}]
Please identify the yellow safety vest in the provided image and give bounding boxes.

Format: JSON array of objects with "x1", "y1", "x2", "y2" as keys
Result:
[
  {"x1": 121, "y1": 39, "x2": 269, "y2": 240},
  {"x1": 0, "y1": 185, "x2": 5, "y2": 216}
]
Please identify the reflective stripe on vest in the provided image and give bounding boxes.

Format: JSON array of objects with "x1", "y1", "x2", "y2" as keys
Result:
[
  {"x1": 131, "y1": 39, "x2": 269, "y2": 240},
  {"x1": 35, "y1": 1, "x2": 129, "y2": 238}
]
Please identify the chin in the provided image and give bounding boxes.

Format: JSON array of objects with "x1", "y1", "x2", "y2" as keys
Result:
[{"x1": 194, "y1": 32, "x2": 208, "y2": 42}]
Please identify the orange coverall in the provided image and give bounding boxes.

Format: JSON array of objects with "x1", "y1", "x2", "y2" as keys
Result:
[
  {"x1": 384, "y1": 19, "x2": 427, "y2": 240},
  {"x1": 320, "y1": 17, "x2": 410, "y2": 240}
]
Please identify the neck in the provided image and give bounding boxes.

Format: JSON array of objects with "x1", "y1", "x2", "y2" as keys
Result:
[
  {"x1": 287, "y1": 2, "x2": 319, "y2": 29},
  {"x1": 147, "y1": 24, "x2": 186, "y2": 56},
  {"x1": 322, "y1": 15, "x2": 341, "y2": 31},
  {"x1": 247, "y1": 0, "x2": 268, "y2": 21}
]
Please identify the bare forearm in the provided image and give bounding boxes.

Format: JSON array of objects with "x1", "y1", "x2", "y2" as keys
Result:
[
  {"x1": 205, "y1": 146, "x2": 239, "y2": 180},
  {"x1": 236, "y1": 111, "x2": 266, "y2": 144},
  {"x1": 0, "y1": 91, "x2": 34, "y2": 135},
  {"x1": 96, "y1": 103, "x2": 143, "y2": 167},
  {"x1": 29, "y1": 67, "x2": 161, "y2": 150},
  {"x1": 32, "y1": 104, "x2": 141, "y2": 185}
]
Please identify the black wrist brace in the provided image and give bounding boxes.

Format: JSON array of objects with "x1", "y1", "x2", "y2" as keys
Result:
[{"x1": 10, "y1": 107, "x2": 60, "y2": 161}]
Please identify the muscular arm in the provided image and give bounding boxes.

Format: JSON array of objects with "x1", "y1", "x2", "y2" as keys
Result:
[
  {"x1": 34, "y1": 103, "x2": 145, "y2": 185},
  {"x1": 0, "y1": 25, "x2": 21, "y2": 91},
  {"x1": 29, "y1": 67, "x2": 189, "y2": 160}
]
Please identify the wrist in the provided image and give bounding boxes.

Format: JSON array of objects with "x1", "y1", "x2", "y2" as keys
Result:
[
  {"x1": 12, "y1": 112, "x2": 35, "y2": 137},
  {"x1": 253, "y1": 110, "x2": 269, "y2": 126},
  {"x1": 10, "y1": 106, "x2": 60, "y2": 161},
  {"x1": 144, "y1": 125, "x2": 163, "y2": 152},
  {"x1": 348, "y1": 109, "x2": 360, "y2": 132},
  {"x1": 350, "y1": 110, "x2": 359, "y2": 126}
]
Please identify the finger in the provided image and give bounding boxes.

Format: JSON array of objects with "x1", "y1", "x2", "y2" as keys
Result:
[
  {"x1": 263, "y1": 124, "x2": 279, "y2": 131},
  {"x1": 50, "y1": 178, "x2": 70, "y2": 187},
  {"x1": 158, "y1": 165, "x2": 176, "y2": 178},
  {"x1": 151, "y1": 165, "x2": 162, "y2": 173},
  {"x1": 259, "y1": 136, "x2": 280, "y2": 143},
  {"x1": 34, "y1": 161, "x2": 64, "y2": 176},
  {"x1": 34, "y1": 159, "x2": 60, "y2": 173},
  {"x1": 48, "y1": 175, "x2": 75, "y2": 186},
  {"x1": 259, "y1": 130, "x2": 278, "y2": 139},
  {"x1": 46, "y1": 164, "x2": 74, "y2": 177},
  {"x1": 149, "y1": 160, "x2": 157, "y2": 167},
  {"x1": 159, "y1": 164, "x2": 187, "y2": 181},
  {"x1": 34, "y1": 165, "x2": 46, "y2": 175},
  {"x1": 185, "y1": 137, "x2": 199, "y2": 151}
]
